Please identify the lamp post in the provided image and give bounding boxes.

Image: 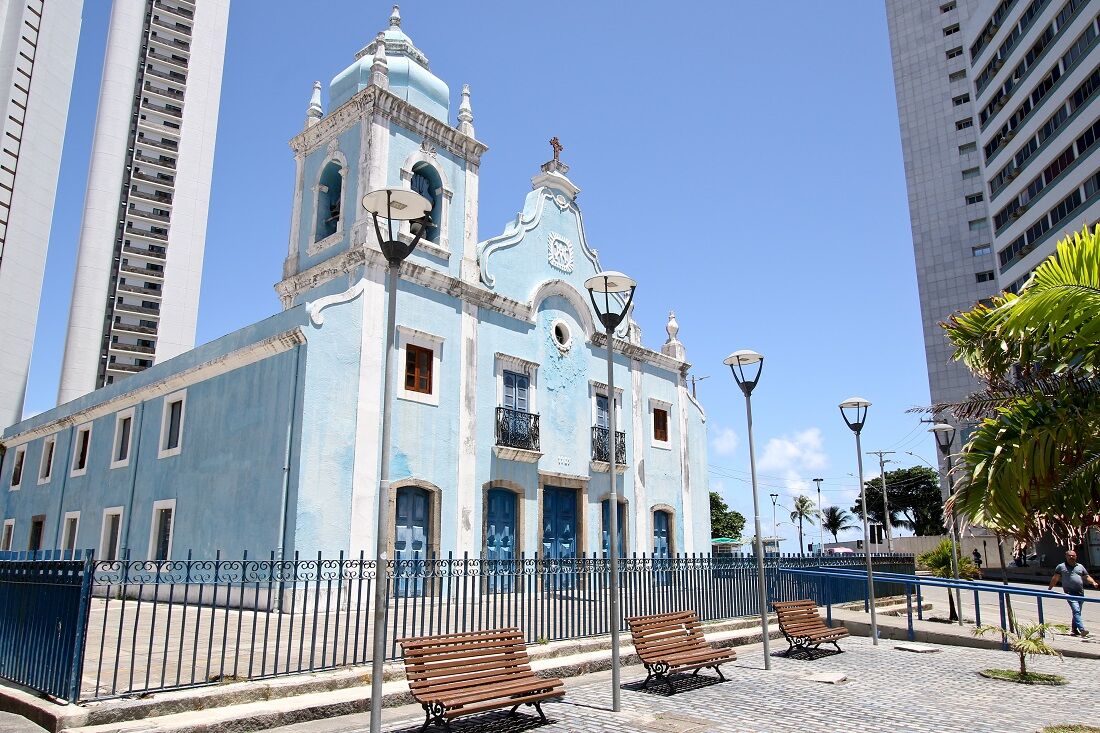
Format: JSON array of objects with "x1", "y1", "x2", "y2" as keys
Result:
[
  {"x1": 931, "y1": 422, "x2": 964, "y2": 627},
  {"x1": 725, "y1": 349, "x2": 772, "y2": 670},
  {"x1": 361, "y1": 188, "x2": 433, "y2": 733},
  {"x1": 839, "y1": 397, "x2": 878, "y2": 645},
  {"x1": 813, "y1": 477, "x2": 824, "y2": 557},
  {"x1": 769, "y1": 493, "x2": 779, "y2": 551},
  {"x1": 584, "y1": 271, "x2": 636, "y2": 712}
]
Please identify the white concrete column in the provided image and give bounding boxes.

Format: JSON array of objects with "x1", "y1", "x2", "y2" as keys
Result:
[{"x1": 456, "y1": 301, "x2": 478, "y2": 552}]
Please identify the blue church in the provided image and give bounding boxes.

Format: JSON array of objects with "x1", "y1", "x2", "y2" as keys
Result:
[{"x1": 0, "y1": 7, "x2": 711, "y2": 566}]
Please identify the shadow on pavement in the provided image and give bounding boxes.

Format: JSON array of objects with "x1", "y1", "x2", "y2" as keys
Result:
[
  {"x1": 620, "y1": 673, "x2": 726, "y2": 696},
  {"x1": 387, "y1": 710, "x2": 552, "y2": 733},
  {"x1": 773, "y1": 647, "x2": 844, "y2": 661}
]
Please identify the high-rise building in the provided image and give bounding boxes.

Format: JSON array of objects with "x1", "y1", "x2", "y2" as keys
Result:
[
  {"x1": 970, "y1": 0, "x2": 1100, "y2": 294},
  {"x1": 0, "y1": 0, "x2": 82, "y2": 427},
  {"x1": 886, "y1": 0, "x2": 997, "y2": 412},
  {"x1": 57, "y1": 0, "x2": 229, "y2": 404}
]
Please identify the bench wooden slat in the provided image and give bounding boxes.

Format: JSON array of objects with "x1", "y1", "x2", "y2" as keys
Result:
[
  {"x1": 626, "y1": 610, "x2": 734, "y2": 693},
  {"x1": 772, "y1": 599, "x2": 850, "y2": 656}
]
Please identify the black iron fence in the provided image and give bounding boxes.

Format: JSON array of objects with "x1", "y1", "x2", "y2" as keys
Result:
[
  {"x1": 0, "y1": 551, "x2": 912, "y2": 702},
  {"x1": 495, "y1": 407, "x2": 540, "y2": 452},
  {"x1": 591, "y1": 426, "x2": 626, "y2": 464}
]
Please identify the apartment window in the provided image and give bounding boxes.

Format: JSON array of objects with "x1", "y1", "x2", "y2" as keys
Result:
[
  {"x1": 969, "y1": 218, "x2": 989, "y2": 231},
  {"x1": 962, "y1": 167, "x2": 980, "y2": 179},
  {"x1": 940, "y1": 1, "x2": 956, "y2": 11},
  {"x1": 973, "y1": 244, "x2": 992, "y2": 257},
  {"x1": 405, "y1": 345, "x2": 433, "y2": 394},
  {"x1": 943, "y1": 23, "x2": 960, "y2": 36},
  {"x1": 949, "y1": 70, "x2": 967, "y2": 82},
  {"x1": 946, "y1": 46, "x2": 963, "y2": 60},
  {"x1": 652, "y1": 403, "x2": 670, "y2": 446},
  {"x1": 502, "y1": 370, "x2": 530, "y2": 412},
  {"x1": 397, "y1": 327, "x2": 443, "y2": 406},
  {"x1": 1, "y1": 520, "x2": 12, "y2": 551},
  {"x1": 959, "y1": 142, "x2": 977, "y2": 154},
  {"x1": 9, "y1": 446, "x2": 25, "y2": 489},
  {"x1": 976, "y1": 270, "x2": 996, "y2": 283},
  {"x1": 148, "y1": 500, "x2": 175, "y2": 561},
  {"x1": 101, "y1": 508, "x2": 123, "y2": 562},
  {"x1": 111, "y1": 408, "x2": 135, "y2": 468},
  {"x1": 61, "y1": 512, "x2": 80, "y2": 553},
  {"x1": 952, "y1": 93, "x2": 970, "y2": 106},
  {"x1": 966, "y1": 193, "x2": 985, "y2": 205},
  {"x1": 71, "y1": 423, "x2": 92, "y2": 476},
  {"x1": 28, "y1": 515, "x2": 44, "y2": 552},
  {"x1": 955, "y1": 118, "x2": 973, "y2": 131},
  {"x1": 159, "y1": 391, "x2": 186, "y2": 458},
  {"x1": 39, "y1": 436, "x2": 55, "y2": 484}
]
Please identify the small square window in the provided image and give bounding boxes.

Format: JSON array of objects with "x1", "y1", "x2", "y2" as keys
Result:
[
  {"x1": 962, "y1": 167, "x2": 980, "y2": 179},
  {"x1": 968, "y1": 218, "x2": 989, "y2": 231},
  {"x1": 653, "y1": 408, "x2": 669, "y2": 443},
  {"x1": 946, "y1": 46, "x2": 963, "y2": 60},
  {"x1": 943, "y1": 23, "x2": 960, "y2": 36},
  {"x1": 71, "y1": 424, "x2": 92, "y2": 476},
  {"x1": 39, "y1": 436, "x2": 55, "y2": 483},
  {"x1": 973, "y1": 244, "x2": 992, "y2": 257},
  {"x1": 948, "y1": 70, "x2": 966, "y2": 82},
  {"x1": 958, "y1": 142, "x2": 977, "y2": 154},
  {"x1": 158, "y1": 391, "x2": 186, "y2": 458},
  {"x1": 405, "y1": 344, "x2": 433, "y2": 395},
  {"x1": 940, "y1": 1, "x2": 956, "y2": 11},
  {"x1": 10, "y1": 446, "x2": 25, "y2": 489},
  {"x1": 956, "y1": 118, "x2": 973, "y2": 131},
  {"x1": 952, "y1": 93, "x2": 970, "y2": 106},
  {"x1": 976, "y1": 270, "x2": 996, "y2": 283},
  {"x1": 965, "y1": 192, "x2": 984, "y2": 205}
]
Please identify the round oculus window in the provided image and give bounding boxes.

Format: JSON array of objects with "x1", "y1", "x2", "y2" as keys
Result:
[{"x1": 551, "y1": 319, "x2": 572, "y2": 352}]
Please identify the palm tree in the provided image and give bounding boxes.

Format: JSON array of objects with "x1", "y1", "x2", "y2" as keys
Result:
[
  {"x1": 821, "y1": 506, "x2": 855, "y2": 543},
  {"x1": 789, "y1": 495, "x2": 816, "y2": 555},
  {"x1": 917, "y1": 539, "x2": 979, "y2": 621}
]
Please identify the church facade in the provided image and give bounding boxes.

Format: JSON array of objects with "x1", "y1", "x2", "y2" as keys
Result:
[{"x1": 0, "y1": 8, "x2": 711, "y2": 564}]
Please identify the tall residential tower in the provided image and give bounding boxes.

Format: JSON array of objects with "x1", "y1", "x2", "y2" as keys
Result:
[
  {"x1": 0, "y1": 0, "x2": 82, "y2": 427},
  {"x1": 57, "y1": 0, "x2": 229, "y2": 404}
]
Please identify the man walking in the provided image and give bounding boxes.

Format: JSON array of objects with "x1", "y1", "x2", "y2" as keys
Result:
[
  {"x1": 972, "y1": 548, "x2": 982, "y2": 570},
  {"x1": 1049, "y1": 550, "x2": 1098, "y2": 637}
]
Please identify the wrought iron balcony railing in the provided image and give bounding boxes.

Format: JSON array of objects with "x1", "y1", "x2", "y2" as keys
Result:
[
  {"x1": 591, "y1": 426, "x2": 626, "y2": 465},
  {"x1": 495, "y1": 407, "x2": 540, "y2": 452}
]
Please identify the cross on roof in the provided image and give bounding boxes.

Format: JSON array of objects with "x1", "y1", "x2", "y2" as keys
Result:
[{"x1": 549, "y1": 137, "x2": 563, "y2": 162}]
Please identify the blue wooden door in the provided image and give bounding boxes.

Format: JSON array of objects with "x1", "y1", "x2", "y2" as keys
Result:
[
  {"x1": 394, "y1": 487, "x2": 429, "y2": 596},
  {"x1": 485, "y1": 489, "x2": 517, "y2": 591},
  {"x1": 542, "y1": 487, "x2": 577, "y2": 589},
  {"x1": 653, "y1": 511, "x2": 671, "y2": 559},
  {"x1": 601, "y1": 500, "x2": 626, "y2": 558}
]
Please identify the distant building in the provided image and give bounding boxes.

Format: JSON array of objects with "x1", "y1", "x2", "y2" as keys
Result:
[
  {"x1": 0, "y1": 8, "x2": 711, "y2": 565},
  {"x1": 0, "y1": 0, "x2": 83, "y2": 427},
  {"x1": 58, "y1": 0, "x2": 230, "y2": 403}
]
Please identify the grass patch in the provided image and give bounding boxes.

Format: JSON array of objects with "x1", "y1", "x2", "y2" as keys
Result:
[
  {"x1": 1042, "y1": 726, "x2": 1100, "y2": 733},
  {"x1": 979, "y1": 668, "x2": 1067, "y2": 685}
]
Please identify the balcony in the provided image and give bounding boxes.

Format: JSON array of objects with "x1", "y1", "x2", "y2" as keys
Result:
[
  {"x1": 126, "y1": 225, "x2": 169, "y2": 242},
  {"x1": 131, "y1": 169, "x2": 175, "y2": 188},
  {"x1": 121, "y1": 263, "x2": 165, "y2": 280},
  {"x1": 110, "y1": 341, "x2": 156, "y2": 356},
  {"x1": 151, "y1": 17, "x2": 192, "y2": 37},
  {"x1": 112, "y1": 320, "x2": 158, "y2": 336},
  {"x1": 106, "y1": 362, "x2": 148, "y2": 374},
  {"x1": 149, "y1": 32, "x2": 191, "y2": 53},
  {"x1": 492, "y1": 407, "x2": 541, "y2": 462},
  {"x1": 155, "y1": 0, "x2": 194, "y2": 19},
  {"x1": 114, "y1": 302, "x2": 161, "y2": 317},
  {"x1": 118, "y1": 283, "x2": 163, "y2": 298},
  {"x1": 147, "y1": 49, "x2": 188, "y2": 69},
  {"x1": 129, "y1": 188, "x2": 173, "y2": 206},
  {"x1": 134, "y1": 152, "x2": 176, "y2": 170},
  {"x1": 143, "y1": 81, "x2": 184, "y2": 102},
  {"x1": 142, "y1": 100, "x2": 183, "y2": 119},
  {"x1": 144, "y1": 66, "x2": 187, "y2": 88},
  {"x1": 122, "y1": 244, "x2": 167, "y2": 261},
  {"x1": 591, "y1": 426, "x2": 626, "y2": 473}
]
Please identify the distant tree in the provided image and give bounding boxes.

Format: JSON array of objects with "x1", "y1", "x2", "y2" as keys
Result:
[
  {"x1": 917, "y1": 539, "x2": 980, "y2": 621},
  {"x1": 710, "y1": 492, "x2": 746, "y2": 540},
  {"x1": 821, "y1": 506, "x2": 856, "y2": 543},
  {"x1": 851, "y1": 465, "x2": 944, "y2": 537},
  {"x1": 790, "y1": 495, "x2": 816, "y2": 555}
]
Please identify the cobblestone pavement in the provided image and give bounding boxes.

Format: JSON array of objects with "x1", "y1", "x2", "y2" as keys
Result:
[
  {"x1": 0, "y1": 712, "x2": 41, "y2": 733},
  {"x1": 276, "y1": 637, "x2": 1100, "y2": 733}
]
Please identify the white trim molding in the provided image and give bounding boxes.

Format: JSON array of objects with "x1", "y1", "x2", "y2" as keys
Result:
[
  {"x1": 649, "y1": 397, "x2": 673, "y2": 450},
  {"x1": 148, "y1": 499, "x2": 176, "y2": 561},
  {"x1": 110, "y1": 407, "x2": 136, "y2": 469},
  {"x1": 397, "y1": 326, "x2": 444, "y2": 407},
  {"x1": 158, "y1": 390, "x2": 187, "y2": 459},
  {"x1": 60, "y1": 511, "x2": 81, "y2": 552},
  {"x1": 100, "y1": 507, "x2": 124, "y2": 562}
]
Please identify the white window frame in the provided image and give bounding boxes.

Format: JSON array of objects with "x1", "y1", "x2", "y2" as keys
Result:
[
  {"x1": 70, "y1": 422, "x2": 93, "y2": 477},
  {"x1": 111, "y1": 407, "x2": 136, "y2": 469},
  {"x1": 398, "y1": 152, "x2": 453, "y2": 259},
  {"x1": 148, "y1": 499, "x2": 176, "y2": 561},
  {"x1": 38, "y1": 434, "x2": 56, "y2": 485},
  {"x1": 100, "y1": 507, "x2": 124, "y2": 562},
  {"x1": 9, "y1": 445, "x2": 26, "y2": 490},
  {"x1": 1, "y1": 519, "x2": 14, "y2": 551},
  {"x1": 589, "y1": 381, "x2": 623, "y2": 427},
  {"x1": 397, "y1": 326, "x2": 444, "y2": 406},
  {"x1": 649, "y1": 398, "x2": 673, "y2": 449},
  {"x1": 158, "y1": 390, "x2": 187, "y2": 458},
  {"x1": 60, "y1": 511, "x2": 80, "y2": 553},
  {"x1": 495, "y1": 353, "x2": 539, "y2": 413}
]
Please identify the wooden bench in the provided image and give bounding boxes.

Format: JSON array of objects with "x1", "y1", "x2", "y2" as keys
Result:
[
  {"x1": 772, "y1": 599, "x2": 850, "y2": 654},
  {"x1": 625, "y1": 610, "x2": 735, "y2": 693},
  {"x1": 398, "y1": 628, "x2": 564, "y2": 732}
]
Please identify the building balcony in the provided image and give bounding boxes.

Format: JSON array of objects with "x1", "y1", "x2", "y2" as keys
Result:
[
  {"x1": 118, "y1": 283, "x2": 163, "y2": 298},
  {"x1": 134, "y1": 152, "x2": 176, "y2": 170},
  {"x1": 122, "y1": 245, "x2": 167, "y2": 261},
  {"x1": 129, "y1": 188, "x2": 173, "y2": 206},
  {"x1": 106, "y1": 362, "x2": 148, "y2": 374},
  {"x1": 149, "y1": 32, "x2": 191, "y2": 53},
  {"x1": 126, "y1": 225, "x2": 169, "y2": 242},
  {"x1": 121, "y1": 263, "x2": 165, "y2": 280},
  {"x1": 147, "y1": 49, "x2": 188, "y2": 70},
  {"x1": 143, "y1": 81, "x2": 184, "y2": 102},
  {"x1": 110, "y1": 341, "x2": 156, "y2": 356},
  {"x1": 112, "y1": 320, "x2": 158, "y2": 336},
  {"x1": 114, "y1": 302, "x2": 160, "y2": 317},
  {"x1": 131, "y1": 169, "x2": 175, "y2": 188},
  {"x1": 492, "y1": 407, "x2": 541, "y2": 462},
  {"x1": 155, "y1": 0, "x2": 194, "y2": 19},
  {"x1": 591, "y1": 426, "x2": 626, "y2": 473},
  {"x1": 143, "y1": 66, "x2": 187, "y2": 88},
  {"x1": 142, "y1": 100, "x2": 183, "y2": 119},
  {"x1": 151, "y1": 16, "x2": 193, "y2": 37}
]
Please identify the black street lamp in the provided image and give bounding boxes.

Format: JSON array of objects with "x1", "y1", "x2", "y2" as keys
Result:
[
  {"x1": 725, "y1": 349, "x2": 772, "y2": 670},
  {"x1": 361, "y1": 187, "x2": 432, "y2": 733},
  {"x1": 583, "y1": 270, "x2": 635, "y2": 712},
  {"x1": 839, "y1": 396, "x2": 879, "y2": 645},
  {"x1": 931, "y1": 422, "x2": 964, "y2": 626}
]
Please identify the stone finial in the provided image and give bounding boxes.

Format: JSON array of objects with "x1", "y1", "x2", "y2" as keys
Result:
[
  {"x1": 458, "y1": 84, "x2": 474, "y2": 136},
  {"x1": 370, "y1": 32, "x2": 389, "y2": 89},
  {"x1": 389, "y1": 4, "x2": 401, "y2": 27},
  {"x1": 305, "y1": 80, "x2": 323, "y2": 128},
  {"x1": 661, "y1": 311, "x2": 686, "y2": 361}
]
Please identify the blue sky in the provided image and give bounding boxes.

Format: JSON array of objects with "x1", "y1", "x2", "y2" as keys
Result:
[{"x1": 28, "y1": 1, "x2": 942, "y2": 547}]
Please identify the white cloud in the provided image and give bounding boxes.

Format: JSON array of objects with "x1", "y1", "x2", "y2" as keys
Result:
[
  {"x1": 711, "y1": 427, "x2": 739, "y2": 457},
  {"x1": 757, "y1": 428, "x2": 829, "y2": 499}
]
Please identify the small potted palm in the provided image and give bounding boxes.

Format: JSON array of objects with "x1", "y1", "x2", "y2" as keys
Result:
[{"x1": 973, "y1": 620, "x2": 1068, "y2": 685}]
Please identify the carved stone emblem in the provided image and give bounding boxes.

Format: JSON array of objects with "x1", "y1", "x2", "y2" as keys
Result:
[
  {"x1": 420, "y1": 139, "x2": 438, "y2": 158},
  {"x1": 547, "y1": 233, "x2": 574, "y2": 273}
]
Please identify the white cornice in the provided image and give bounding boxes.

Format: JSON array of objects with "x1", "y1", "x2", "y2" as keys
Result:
[{"x1": 2, "y1": 329, "x2": 307, "y2": 447}]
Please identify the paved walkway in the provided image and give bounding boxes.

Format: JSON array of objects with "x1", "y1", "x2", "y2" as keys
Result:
[{"x1": 268, "y1": 637, "x2": 1100, "y2": 733}]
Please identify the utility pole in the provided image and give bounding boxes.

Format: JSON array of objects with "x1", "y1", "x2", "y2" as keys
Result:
[
  {"x1": 866, "y1": 450, "x2": 895, "y2": 553},
  {"x1": 689, "y1": 374, "x2": 709, "y2": 399},
  {"x1": 813, "y1": 478, "x2": 824, "y2": 555}
]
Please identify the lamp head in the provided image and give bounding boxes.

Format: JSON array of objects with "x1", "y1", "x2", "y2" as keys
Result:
[
  {"x1": 724, "y1": 349, "x2": 764, "y2": 396},
  {"x1": 929, "y1": 422, "x2": 956, "y2": 453},
  {"x1": 361, "y1": 188, "x2": 433, "y2": 265},
  {"x1": 839, "y1": 396, "x2": 871, "y2": 434},
  {"x1": 584, "y1": 270, "x2": 636, "y2": 332}
]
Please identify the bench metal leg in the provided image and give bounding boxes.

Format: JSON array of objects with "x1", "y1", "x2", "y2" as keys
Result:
[
  {"x1": 714, "y1": 664, "x2": 726, "y2": 681},
  {"x1": 642, "y1": 668, "x2": 653, "y2": 689},
  {"x1": 533, "y1": 701, "x2": 548, "y2": 722},
  {"x1": 420, "y1": 703, "x2": 450, "y2": 732}
]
